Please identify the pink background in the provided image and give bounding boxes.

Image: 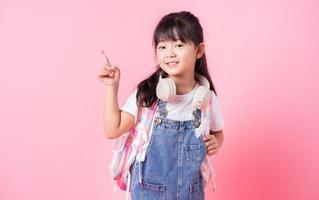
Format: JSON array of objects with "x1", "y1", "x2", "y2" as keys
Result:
[{"x1": 1, "y1": 0, "x2": 318, "y2": 199}]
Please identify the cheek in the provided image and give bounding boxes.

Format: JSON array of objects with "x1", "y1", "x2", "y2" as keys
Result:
[
  {"x1": 182, "y1": 51, "x2": 197, "y2": 62},
  {"x1": 156, "y1": 53, "x2": 165, "y2": 63}
]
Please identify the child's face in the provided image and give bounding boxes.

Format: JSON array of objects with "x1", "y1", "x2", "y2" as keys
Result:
[{"x1": 156, "y1": 39, "x2": 204, "y2": 78}]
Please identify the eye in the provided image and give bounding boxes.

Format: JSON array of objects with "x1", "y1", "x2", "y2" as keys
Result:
[
  {"x1": 158, "y1": 45, "x2": 165, "y2": 49},
  {"x1": 176, "y1": 43, "x2": 184, "y2": 48}
]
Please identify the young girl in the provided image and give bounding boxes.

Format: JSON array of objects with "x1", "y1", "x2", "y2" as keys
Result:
[{"x1": 98, "y1": 11, "x2": 224, "y2": 200}]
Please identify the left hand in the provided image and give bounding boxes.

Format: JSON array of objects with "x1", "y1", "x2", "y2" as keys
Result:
[{"x1": 203, "y1": 134, "x2": 220, "y2": 156}]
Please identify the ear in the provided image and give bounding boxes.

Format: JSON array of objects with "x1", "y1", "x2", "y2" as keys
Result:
[{"x1": 196, "y1": 43, "x2": 205, "y2": 59}]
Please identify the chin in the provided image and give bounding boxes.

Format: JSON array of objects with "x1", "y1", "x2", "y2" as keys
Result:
[
  {"x1": 161, "y1": 67, "x2": 181, "y2": 75},
  {"x1": 163, "y1": 69, "x2": 180, "y2": 76}
]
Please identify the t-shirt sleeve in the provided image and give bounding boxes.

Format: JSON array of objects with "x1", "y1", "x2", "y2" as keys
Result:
[
  {"x1": 210, "y1": 91, "x2": 224, "y2": 132},
  {"x1": 120, "y1": 89, "x2": 138, "y2": 124}
]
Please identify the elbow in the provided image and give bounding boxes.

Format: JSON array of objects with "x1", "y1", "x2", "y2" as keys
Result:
[{"x1": 104, "y1": 130, "x2": 120, "y2": 139}]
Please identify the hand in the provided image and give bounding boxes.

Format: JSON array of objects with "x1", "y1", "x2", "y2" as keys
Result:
[
  {"x1": 97, "y1": 50, "x2": 121, "y2": 87},
  {"x1": 203, "y1": 134, "x2": 220, "y2": 156}
]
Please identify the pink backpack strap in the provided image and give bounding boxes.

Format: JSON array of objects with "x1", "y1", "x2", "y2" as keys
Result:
[
  {"x1": 120, "y1": 100, "x2": 159, "y2": 194},
  {"x1": 200, "y1": 93, "x2": 217, "y2": 192},
  {"x1": 108, "y1": 97, "x2": 159, "y2": 195},
  {"x1": 135, "y1": 100, "x2": 158, "y2": 162}
]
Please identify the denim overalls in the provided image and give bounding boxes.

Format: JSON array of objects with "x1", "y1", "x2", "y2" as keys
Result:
[{"x1": 130, "y1": 99, "x2": 207, "y2": 200}]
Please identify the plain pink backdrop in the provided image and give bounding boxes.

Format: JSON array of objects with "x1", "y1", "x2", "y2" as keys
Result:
[{"x1": 0, "y1": 0, "x2": 318, "y2": 199}]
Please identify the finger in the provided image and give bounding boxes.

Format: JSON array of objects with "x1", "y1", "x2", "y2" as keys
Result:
[
  {"x1": 207, "y1": 151, "x2": 218, "y2": 156},
  {"x1": 99, "y1": 70, "x2": 114, "y2": 78},
  {"x1": 98, "y1": 71, "x2": 104, "y2": 77},
  {"x1": 103, "y1": 68, "x2": 114, "y2": 74},
  {"x1": 98, "y1": 69, "x2": 108, "y2": 76},
  {"x1": 207, "y1": 146, "x2": 213, "y2": 151},
  {"x1": 207, "y1": 144, "x2": 218, "y2": 151},
  {"x1": 102, "y1": 65, "x2": 111, "y2": 72},
  {"x1": 203, "y1": 135, "x2": 211, "y2": 142},
  {"x1": 207, "y1": 136, "x2": 217, "y2": 144},
  {"x1": 204, "y1": 134, "x2": 215, "y2": 141},
  {"x1": 101, "y1": 49, "x2": 111, "y2": 66},
  {"x1": 208, "y1": 140, "x2": 219, "y2": 147},
  {"x1": 206, "y1": 143, "x2": 213, "y2": 148},
  {"x1": 103, "y1": 64, "x2": 117, "y2": 72},
  {"x1": 102, "y1": 66, "x2": 116, "y2": 75},
  {"x1": 207, "y1": 149, "x2": 218, "y2": 156},
  {"x1": 205, "y1": 139, "x2": 216, "y2": 147},
  {"x1": 99, "y1": 68, "x2": 110, "y2": 76}
]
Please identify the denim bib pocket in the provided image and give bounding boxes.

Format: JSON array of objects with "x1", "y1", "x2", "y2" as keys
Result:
[
  {"x1": 184, "y1": 144, "x2": 202, "y2": 164},
  {"x1": 189, "y1": 179, "x2": 204, "y2": 200},
  {"x1": 139, "y1": 181, "x2": 167, "y2": 200}
]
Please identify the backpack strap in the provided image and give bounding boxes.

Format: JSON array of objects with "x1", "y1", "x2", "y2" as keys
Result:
[
  {"x1": 135, "y1": 100, "x2": 159, "y2": 162},
  {"x1": 199, "y1": 93, "x2": 217, "y2": 192},
  {"x1": 121, "y1": 100, "x2": 159, "y2": 197}
]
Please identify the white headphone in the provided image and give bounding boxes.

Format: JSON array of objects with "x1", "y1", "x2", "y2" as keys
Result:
[{"x1": 156, "y1": 71, "x2": 212, "y2": 110}]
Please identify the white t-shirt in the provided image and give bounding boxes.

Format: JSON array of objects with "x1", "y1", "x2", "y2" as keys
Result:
[{"x1": 120, "y1": 83, "x2": 224, "y2": 132}]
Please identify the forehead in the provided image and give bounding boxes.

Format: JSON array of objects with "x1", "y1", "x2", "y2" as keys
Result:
[
  {"x1": 156, "y1": 28, "x2": 192, "y2": 44},
  {"x1": 158, "y1": 38, "x2": 181, "y2": 43},
  {"x1": 157, "y1": 36, "x2": 194, "y2": 45},
  {"x1": 157, "y1": 31, "x2": 179, "y2": 43}
]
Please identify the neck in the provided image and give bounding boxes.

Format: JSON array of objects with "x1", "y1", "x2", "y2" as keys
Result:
[{"x1": 169, "y1": 73, "x2": 196, "y2": 95}]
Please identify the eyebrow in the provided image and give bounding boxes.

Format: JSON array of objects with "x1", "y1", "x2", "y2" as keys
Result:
[{"x1": 158, "y1": 39, "x2": 182, "y2": 43}]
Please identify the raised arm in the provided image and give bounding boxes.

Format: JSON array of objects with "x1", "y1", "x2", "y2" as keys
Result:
[
  {"x1": 103, "y1": 86, "x2": 135, "y2": 139},
  {"x1": 98, "y1": 50, "x2": 135, "y2": 139}
]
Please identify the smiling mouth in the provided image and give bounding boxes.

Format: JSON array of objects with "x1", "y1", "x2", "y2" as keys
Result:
[{"x1": 166, "y1": 62, "x2": 179, "y2": 67}]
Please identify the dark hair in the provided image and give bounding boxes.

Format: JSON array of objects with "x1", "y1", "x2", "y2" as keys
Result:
[{"x1": 136, "y1": 11, "x2": 217, "y2": 107}]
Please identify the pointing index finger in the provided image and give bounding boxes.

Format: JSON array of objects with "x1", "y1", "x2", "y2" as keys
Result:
[{"x1": 100, "y1": 49, "x2": 111, "y2": 66}]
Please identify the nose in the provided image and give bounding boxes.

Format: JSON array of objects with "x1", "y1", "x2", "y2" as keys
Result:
[{"x1": 166, "y1": 46, "x2": 176, "y2": 58}]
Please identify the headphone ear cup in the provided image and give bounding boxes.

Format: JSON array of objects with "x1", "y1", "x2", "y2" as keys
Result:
[
  {"x1": 167, "y1": 78, "x2": 176, "y2": 101},
  {"x1": 192, "y1": 86, "x2": 211, "y2": 110},
  {"x1": 156, "y1": 77, "x2": 176, "y2": 102}
]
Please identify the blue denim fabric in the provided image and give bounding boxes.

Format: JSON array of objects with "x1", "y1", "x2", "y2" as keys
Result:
[{"x1": 130, "y1": 100, "x2": 206, "y2": 200}]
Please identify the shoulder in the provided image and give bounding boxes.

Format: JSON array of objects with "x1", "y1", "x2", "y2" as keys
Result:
[
  {"x1": 120, "y1": 88, "x2": 139, "y2": 120},
  {"x1": 208, "y1": 90, "x2": 221, "y2": 111},
  {"x1": 208, "y1": 89, "x2": 224, "y2": 131},
  {"x1": 211, "y1": 90, "x2": 217, "y2": 100},
  {"x1": 126, "y1": 88, "x2": 138, "y2": 103},
  {"x1": 130, "y1": 88, "x2": 138, "y2": 97}
]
